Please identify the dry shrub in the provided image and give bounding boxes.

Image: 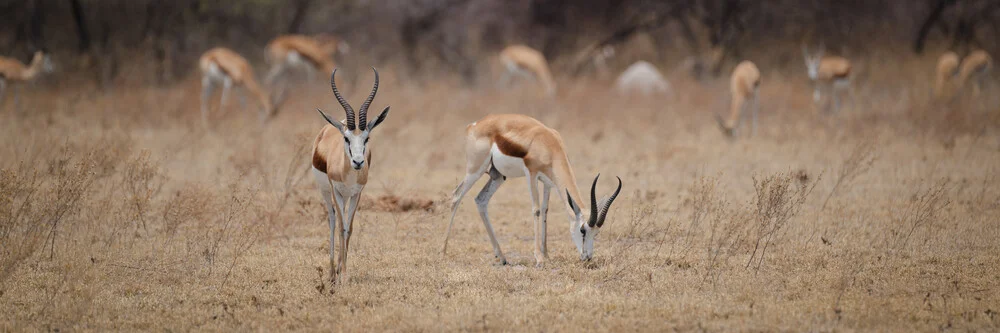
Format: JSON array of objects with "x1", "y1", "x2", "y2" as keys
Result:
[
  {"x1": 747, "y1": 171, "x2": 818, "y2": 272},
  {"x1": 601, "y1": 192, "x2": 663, "y2": 283},
  {"x1": 0, "y1": 163, "x2": 46, "y2": 284},
  {"x1": 161, "y1": 184, "x2": 214, "y2": 238},
  {"x1": 694, "y1": 177, "x2": 747, "y2": 286},
  {"x1": 822, "y1": 137, "x2": 877, "y2": 210},
  {"x1": 884, "y1": 179, "x2": 952, "y2": 254},
  {"x1": 121, "y1": 150, "x2": 165, "y2": 233},
  {"x1": 364, "y1": 194, "x2": 436, "y2": 213}
]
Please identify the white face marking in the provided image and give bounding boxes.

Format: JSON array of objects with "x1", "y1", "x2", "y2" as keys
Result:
[
  {"x1": 570, "y1": 220, "x2": 599, "y2": 261},
  {"x1": 490, "y1": 144, "x2": 526, "y2": 178},
  {"x1": 341, "y1": 130, "x2": 370, "y2": 170}
]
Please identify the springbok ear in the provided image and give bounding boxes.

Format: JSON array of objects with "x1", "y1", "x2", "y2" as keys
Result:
[
  {"x1": 566, "y1": 189, "x2": 582, "y2": 217},
  {"x1": 367, "y1": 106, "x2": 390, "y2": 131},
  {"x1": 317, "y1": 108, "x2": 345, "y2": 132}
]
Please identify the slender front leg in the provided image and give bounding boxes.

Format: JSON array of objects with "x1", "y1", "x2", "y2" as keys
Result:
[
  {"x1": 314, "y1": 172, "x2": 340, "y2": 282},
  {"x1": 340, "y1": 191, "x2": 362, "y2": 283},
  {"x1": 220, "y1": 77, "x2": 233, "y2": 111},
  {"x1": 526, "y1": 172, "x2": 543, "y2": 267},
  {"x1": 539, "y1": 184, "x2": 551, "y2": 257},
  {"x1": 0, "y1": 78, "x2": 6, "y2": 110},
  {"x1": 200, "y1": 76, "x2": 214, "y2": 128},
  {"x1": 474, "y1": 167, "x2": 507, "y2": 265},
  {"x1": 751, "y1": 94, "x2": 760, "y2": 137},
  {"x1": 332, "y1": 190, "x2": 348, "y2": 284},
  {"x1": 265, "y1": 63, "x2": 286, "y2": 85}
]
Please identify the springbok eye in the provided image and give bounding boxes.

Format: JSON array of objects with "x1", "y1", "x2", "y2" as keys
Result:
[
  {"x1": 344, "y1": 138, "x2": 350, "y2": 144},
  {"x1": 580, "y1": 228, "x2": 586, "y2": 237},
  {"x1": 364, "y1": 138, "x2": 369, "y2": 144}
]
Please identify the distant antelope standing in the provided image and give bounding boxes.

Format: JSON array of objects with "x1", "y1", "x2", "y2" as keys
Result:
[
  {"x1": 957, "y1": 50, "x2": 993, "y2": 97},
  {"x1": 934, "y1": 51, "x2": 960, "y2": 101},
  {"x1": 265, "y1": 34, "x2": 348, "y2": 84},
  {"x1": 0, "y1": 50, "x2": 53, "y2": 111},
  {"x1": 715, "y1": 60, "x2": 761, "y2": 138},
  {"x1": 312, "y1": 68, "x2": 390, "y2": 284},
  {"x1": 443, "y1": 114, "x2": 623, "y2": 266},
  {"x1": 498, "y1": 45, "x2": 557, "y2": 97},
  {"x1": 199, "y1": 47, "x2": 277, "y2": 126},
  {"x1": 802, "y1": 44, "x2": 852, "y2": 113}
]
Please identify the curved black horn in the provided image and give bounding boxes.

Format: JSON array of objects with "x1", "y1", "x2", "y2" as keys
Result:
[
  {"x1": 587, "y1": 174, "x2": 600, "y2": 228},
  {"x1": 330, "y1": 69, "x2": 355, "y2": 130},
  {"x1": 358, "y1": 67, "x2": 379, "y2": 130},
  {"x1": 595, "y1": 177, "x2": 622, "y2": 228}
]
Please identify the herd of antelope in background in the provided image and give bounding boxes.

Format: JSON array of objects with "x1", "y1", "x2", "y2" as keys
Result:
[{"x1": 0, "y1": 33, "x2": 994, "y2": 284}]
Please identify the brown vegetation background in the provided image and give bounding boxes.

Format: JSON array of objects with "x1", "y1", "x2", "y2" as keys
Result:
[{"x1": 1, "y1": 0, "x2": 999, "y2": 331}]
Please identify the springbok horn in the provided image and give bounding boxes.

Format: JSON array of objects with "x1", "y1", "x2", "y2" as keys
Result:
[
  {"x1": 359, "y1": 67, "x2": 379, "y2": 130},
  {"x1": 587, "y1": 174, "x2": 600, "y2": 228},
  {"x1": 329, "y1": 69, "x2": 355, "y2": 130},
  {"x1": 595, "y1": 177, "x2": 623, "y2": 228}
]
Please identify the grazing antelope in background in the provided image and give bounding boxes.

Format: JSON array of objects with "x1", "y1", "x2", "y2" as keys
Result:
[
  {"x1": 934, "y1": 51, "x2": 960, "y2": 101},
  {"x1": 312, "y1": 68, "x2": 390, "y2": 284},
  {"x1": 957, "y1": 50, "x2": 993, "y2": 97},
  {"x1": 802, "y1": 44, "x2": 852, "y2": 113},
  {"x1": 614, "y1": 61, "x2": 672, "y2": 97},
  {"x1": 443, "y1": 114, "x2": 623, "y2": 266},
  {"x1": 265, "y1": 34, "x2": 348, "y2": 84},
  {"x1": 498, "y1": 45, "x2": 557, "y2": 97},
  {"x1": 199, "y1": 47, "x2": 277, "y2": 126},
  {"x1": 0, "y1": 50, "x2": 53, "y2": 111},
  {"x1": 715, "y1": 60, "x2": 761, "y2": 138}
]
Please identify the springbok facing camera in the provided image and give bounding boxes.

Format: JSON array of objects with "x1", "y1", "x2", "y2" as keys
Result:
[
  {"x1": 715, "y1": 60, "x2": 761, "y2": 138},
  {"x1": 312, "y1": 68, "x2": 390, "y2": 284},
  {"x1": 498, "y1": 45, "x2": 558, "y2": 97},
  {"x1": 443, "y1": 114, "x2": 623, "y2": 266},
  {"x1": 934, "y1": 51, "x2": 960, "y2": 101},
  {"x1": 802, "y1": 44, "x2": 852, "y2": 113},
  {"x1": 0, "y1": 50, "x2": 54, "y2": 110},
  {"x1": 957, "y1": 50, "x2": 993, "y2": 97},
  {"x1": 199, "y1": 47, "x2": 278, "y2": 126}
]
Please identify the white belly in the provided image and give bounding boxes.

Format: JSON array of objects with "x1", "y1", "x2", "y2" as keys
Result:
[{"x1": 490, "y1": 144, "x2": 527, "y2": 178}]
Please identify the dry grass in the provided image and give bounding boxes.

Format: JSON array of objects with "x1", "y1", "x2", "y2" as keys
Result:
[{"x1": 1, "y1": 51, "x2": 999, "y2": 331}]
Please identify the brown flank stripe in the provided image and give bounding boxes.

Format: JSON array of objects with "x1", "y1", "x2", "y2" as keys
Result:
[
  {"x1": 312, "y1": 153, "x2": 327, "y2": 173},
  {"x1": 493, "y1": 134, "x2": 528, "y2": 158}
]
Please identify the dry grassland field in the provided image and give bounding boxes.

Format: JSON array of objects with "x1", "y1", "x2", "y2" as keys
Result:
[{"x1": 1, "y1": 52, "x2": 1000, "y2": 331}]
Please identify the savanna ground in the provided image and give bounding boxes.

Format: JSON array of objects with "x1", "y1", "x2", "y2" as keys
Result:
[{"x1": 1, "y1": 51, "x2": 1000, "y2": 331}]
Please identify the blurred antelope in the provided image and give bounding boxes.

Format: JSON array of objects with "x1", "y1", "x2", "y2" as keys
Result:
[
  {"x1": 957, "y1": 50, "x2": 993, "y2": 97},
  {"x1": 802, "y1": 44, "x2": 852, "y2": 113},
  {"x1": 498, "y1": 45, "x2": 557, "y2": 96},
  {"x1": 934, "y1": 51, "x2": 960, "y2": 101},
  {"x1": 265, "y1": 34, "x2": 348, "y2": 84},
  {"x1": 312, "y1": 68, "x2": 390, "y2": 284},
  {"x1": 614, "y1": 61, "x2": 672, "y2": 97},
  {"x1": 443, "y1": 114, "x2": 623, "y2": 266},
  {"x1": 0, "y1": 50, "x2": 54, "y2": 111},
  {"x1": 715, "y1": 61, "x2": 761, "y2": 138},
  {"x1": 199, "y1": 47, "x2": 277, "y2": 126}
]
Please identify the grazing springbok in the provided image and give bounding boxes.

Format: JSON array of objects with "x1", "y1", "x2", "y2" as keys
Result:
[
  {"x1": 312, "y1": 68, "x2": 390, "y2": 284},
  {"x1": 934, "y1": 51, "x2": 960, "y2": 101},
  {"x1": 265, "y1": 34, "x2": 347, "y2": 84},
  {"x1": 443, "y1": 114, "x2": 623, "y2": 266},
  {"x1": 0, "y1": 50, "x2": 53, "y2": 110},
  {"x1": 715, "y1": 60, "x2": 761, "y2": 138},
  {"x1": 957, "y1": 50, "x2": 993, "y2": 97},
  {"x1": 614, "y1": 61, "x2": 672, "y2": 97},
  {"x1": 498, "y1": 45, "x2": 557, "y2": 97},
  {"x1": 802, "y1": 44, "x2": 852, "y2": 112},
  {"x1": 199, "y1": 47, "x2": 277, "y2": 126}
]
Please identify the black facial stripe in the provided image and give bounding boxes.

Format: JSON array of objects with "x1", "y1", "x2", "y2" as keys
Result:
[{"x1": 580, "y1": 228, "x2": 586, "y2": 237}]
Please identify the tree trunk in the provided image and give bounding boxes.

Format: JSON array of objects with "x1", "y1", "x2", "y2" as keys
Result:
[
  {"x1": 913, "y1": 0, "x2": 956, "y2": 54},
  {"x1": 287, "y1": 0, "x2": 311, "y2": 34},
  {"x1": 70, "y1": 0, "x2": 91, "y2": 53}
]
